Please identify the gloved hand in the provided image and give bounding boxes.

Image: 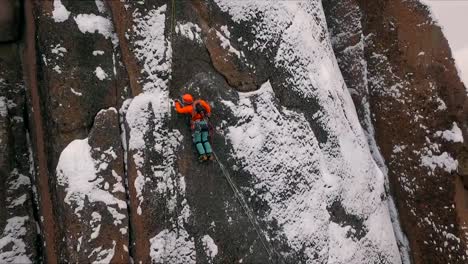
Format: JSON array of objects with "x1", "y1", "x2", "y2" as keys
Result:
[{"x1": 173, "y1": 99, "x2": 180, "y2": 106}]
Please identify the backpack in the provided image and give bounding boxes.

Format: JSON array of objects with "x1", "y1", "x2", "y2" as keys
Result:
[{"x1": 191, "y1": 100, "x2": 207, "y2": 119}]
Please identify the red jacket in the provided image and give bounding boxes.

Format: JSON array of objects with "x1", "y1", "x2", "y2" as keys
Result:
[{"x1": 175, "y1": 100, "x2": 211, "y2": 121}]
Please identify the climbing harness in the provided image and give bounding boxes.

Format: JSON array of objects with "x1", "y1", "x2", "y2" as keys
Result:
[
  {"x1": 212, "y1": 152, "x2": 284, "y2": 264},
  {"x1": 190, "y1": 100, "x2": 209, "y2": 129}
]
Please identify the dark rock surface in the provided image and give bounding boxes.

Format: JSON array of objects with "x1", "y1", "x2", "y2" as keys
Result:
[
  {"x1": 0, "y1": 0, "x2": 21, "y2": 42},
  {"x1": 1, "y1": 0, "x2": 467, "y2": 263},
  {"x1": 0, "y1": 43, "x2": 38, "y2": 263}
]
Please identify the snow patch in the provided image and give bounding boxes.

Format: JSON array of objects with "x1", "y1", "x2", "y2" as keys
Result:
[
  {"x1": 8, "y1": 170, "x2": 31, "y2": 191},
  {"x1": 220, "y1": 25, "x2": 230, "y2": 38},
  {"x1": 435, "y1": 122, "x2": 464, "y2": 143},
  {"x1": 53, "y1": 65, "x2": 62, "y2": 74},
  {"x1": 89, "y1": 240, "x2": 116, "y2": 264},
  {"x1": 70, "y1": 88, "x2": 82, "y2": 96},
  {"x1": 74, "y1": 14, "x2": 117, "y2": 45},
  {"x1": 201, "y1": 235, "x2": 218, "y2": 261},
  {"x1": 95, "y1": 66, "x2": 109, "y2": 80},
  {"x1": 176, "y1": 22, "x2": 202, "y2": 43},
  {"x1": 0, "y1": 97, "x2": 7, "y2": 118},
  {"x1": 0, "y1": 216, "x2": 32, "y2": 264},
  {"x1": 436, "y1": 97, "x2": 447, "y2": 111},
  {"x1": 132, "y1": 5, "x2": 171, "y2": 93},
  {"x1": 51, "y1": 44, "x2": 67, "y2": 56},
  {"x1": 421, "y1": 151, "x2": 458, "y2": 173},
  {"x1": 149, "y1": 229, "x2": 195, "y2": 263},
  {"x1": 52, "y1": 0, "x2": 70, "y2": 23},
  {"x1": 95, "y1": 0, "x2": 106, "y2": 13},
  {"x1": 216, "y1": 30, "x2": 242, "y2": 58},
  {"x1": 7, "y1": 194, "x2": 27, "y2": 208},
  {"x1": 89, "y1": 212, "x2": 102, "y2": 241},
  {"x1": 77, "y1": 236, "x2": 83, "y2": 252},
  {"x1": 93, "y1": 50, "x2": 105, "y2": 56}
]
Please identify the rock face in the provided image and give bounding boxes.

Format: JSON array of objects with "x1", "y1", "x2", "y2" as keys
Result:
[
  {"x1": 1, "y1": 0, "x2": 467, "y2": 263},
  {"x1": 34, "y1": 0, "x2": 129, "y2": 167},
  {"x1": 324, "y1": 0, "x2": 468, "y2": 263},
  {"x1": 55, "y1": 108, "x2": 129, "y2": 263}
]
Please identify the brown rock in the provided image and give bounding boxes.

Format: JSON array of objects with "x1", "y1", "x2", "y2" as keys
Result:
[
  {"x1": 21, "y1": 0, "x2": 130, "y2": 262},
  {"x1": 326, "y1": 0, "x2": 468, "y2": 262},
  {"x1": 204, "y1": 28, "x2": 258, "y2": 92},
  {"x1": 192, "y1": 0, "x2": 258, "y2": 92},
  {"x1": 55, "y1": 108, "x2": 129, "y2": 263},
  {"x1": 354, "y1": 0, "x2": 468, "y2": 263}
]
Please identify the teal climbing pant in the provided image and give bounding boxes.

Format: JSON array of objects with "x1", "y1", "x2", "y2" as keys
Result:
[{"x1": 192, "y1": 120, "x2": 212, "y2": 155}]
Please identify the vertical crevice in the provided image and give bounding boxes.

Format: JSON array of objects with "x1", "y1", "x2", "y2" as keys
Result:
[
  {"x1": 25, "y1": 126, "x2": 44, "y2": 264},
  {"x1": 21, "y1": 1, "x2": 58, "y2": 263},
  {"x1": 106, "y1": 0, "x2": 142, "y2": 97},
  {"x1": 14, "y1": 73, "x2": 44, "y2": 261},
  {"x1": 106, "y1": 1, "x2": 141, "y2": 259}
]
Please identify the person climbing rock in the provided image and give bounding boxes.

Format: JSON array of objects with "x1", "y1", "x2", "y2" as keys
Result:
[{"x1": 174, "y1": 93, "x2": 214, "y2": 162}]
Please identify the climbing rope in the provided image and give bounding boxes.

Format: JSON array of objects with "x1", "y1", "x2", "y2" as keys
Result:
[
  {"x1": 212, "y1": 152, "x2": 284, "y2": 264},
  {"x1": 171, "y1": 0, "x2": 176, "y2": 39},
  {"x1": 162, "y1": 100, "x2": 172, "y2": 264}
]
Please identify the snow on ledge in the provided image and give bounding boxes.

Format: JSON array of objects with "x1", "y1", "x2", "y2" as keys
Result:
[
  {"x1": 56, "y1": 138, "x2": 126, "y2": 219},
  {"x1": 435, "y1": 122, "x2": 464, "y2": 143},
  {"x1": 74, "y1": 14, "x2": 117, "y2": 45}
]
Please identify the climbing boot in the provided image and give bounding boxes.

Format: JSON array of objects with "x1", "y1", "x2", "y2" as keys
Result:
[
  {"x1": 199, "y1": 154, "x2": 208, "y2": 162},
  {"x1": 207, "y1": 154, "x2": 214, "y2": 161}
]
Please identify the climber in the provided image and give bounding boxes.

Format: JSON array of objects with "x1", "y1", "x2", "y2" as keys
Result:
[{"x1": 174, "y1": 93, "x2": 214, "y2": 162}]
